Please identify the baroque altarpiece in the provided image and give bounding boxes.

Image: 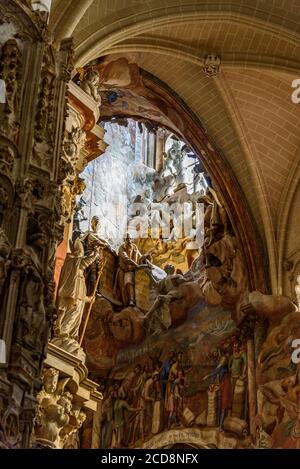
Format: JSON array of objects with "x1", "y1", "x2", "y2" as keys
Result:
[{"x1": 0, "y1": 0, "x2": 299, "y2": 451}]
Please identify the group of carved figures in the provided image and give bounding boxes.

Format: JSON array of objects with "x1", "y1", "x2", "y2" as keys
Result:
[
  {"x1": 52, "y1": 182, "x2": 244, "y2": 360},
  {"x1": 52, "y1": 216, "x2": 151, "y2": 358},
  {"x1": 152, "y1": 140, "x2": 209, "y2": 201}
]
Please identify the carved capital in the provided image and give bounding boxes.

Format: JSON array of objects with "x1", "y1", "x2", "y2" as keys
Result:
[{"x1": 0, "y1": 39, "x2": 22, "y2": 142}]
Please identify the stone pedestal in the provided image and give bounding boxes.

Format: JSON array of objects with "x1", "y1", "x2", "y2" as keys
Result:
[{"x1": 45, "y1": 343, "x2": 102, "y2": 412}]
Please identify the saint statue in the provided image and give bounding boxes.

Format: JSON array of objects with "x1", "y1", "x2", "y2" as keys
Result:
[
  {"x1": 197, "y1": 188, "x2": 229, "y2": 249},
  {"x1": 53, "y1": 238, "x2": 100, "y2": 351},
  {"x1": 116, "y1": 233, "x2": 149, "y2": 306},
  {"x1": 81, "y1": 215, "x2": 114, "y2": 295},
  {"x1": 81, "y1": 215, "x2": 109, "y2": 253},
  {"x1": 72, "y1": 196, "x2": 87, "y2": 241}
]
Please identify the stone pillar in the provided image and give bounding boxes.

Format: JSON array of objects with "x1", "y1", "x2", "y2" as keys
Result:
[
  {"x1": 148, "y1": 131, "x2": 156, "y2": 168},
  {"x1": 141, "y1": 125, "x2": 146, "y2": 164},
  {"x1": 54, "y1": 225, "x2": 70, "y2": 292},
  {"x1": 156, "y1": 129, "x2": 165, "y2": 171},
  {"x1": 135, "y1": 121, "x2": 143, "y2": 164}
]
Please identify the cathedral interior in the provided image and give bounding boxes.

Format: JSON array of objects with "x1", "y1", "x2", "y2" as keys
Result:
[{"x1": 0, "y1": 0, "x2": 300, "y2": 450}]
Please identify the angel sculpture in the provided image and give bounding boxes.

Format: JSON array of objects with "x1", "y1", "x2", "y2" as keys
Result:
[
  {"x1": 80, "y1": 69, "x2": 101, "y2": 103},
  {"x1": 144, "y1": 264, "x2": 186, "y2": 335}
]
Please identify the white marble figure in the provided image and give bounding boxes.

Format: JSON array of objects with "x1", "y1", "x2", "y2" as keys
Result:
[
  {"x1": 144, "y1": 264, "x2": 185, "y2": 335},
  {"x1": 80, "y1": 69, "x2": 101, "y2": 103},
  {"x1": 53, "y1": 239, "x2": 100, "y2": 359}
]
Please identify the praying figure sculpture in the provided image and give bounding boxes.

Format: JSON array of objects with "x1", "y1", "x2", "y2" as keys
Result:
[{"x1": 52, "y1": 238, "x2": 100, "y2": 360}]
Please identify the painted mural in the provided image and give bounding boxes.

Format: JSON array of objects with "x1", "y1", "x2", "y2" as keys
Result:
[{"x1": 99, "y1": 301, "x2": 251, "y2": 449}]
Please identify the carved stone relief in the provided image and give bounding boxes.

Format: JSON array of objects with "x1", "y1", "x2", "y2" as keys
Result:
[
  {"x1": 32, "y1": 44, "x2": 56, "y2": 170},
  {"x1": 0, "y1": 38, "x2": 22, "y2": 142},
  {"x1": 0, "y1": 2, "x2": 81, "y2": 450}
]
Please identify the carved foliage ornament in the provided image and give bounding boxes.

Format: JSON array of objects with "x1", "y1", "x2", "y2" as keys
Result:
[
  {"x1": 0, "y1": 143, "x2": 16, "y2": 176},
  {"x1": 63, "y1": 126, "x2": 86, "y2": 174},
  {"x1": 0, "y1": 0, "x2": 48, "y2": 42},
  {"x1": 59, "y1": 38, "x2": 74, "y2": 83},
  {"x1": 0, "y1": 406, "x2": 20, "y2": 448}
]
